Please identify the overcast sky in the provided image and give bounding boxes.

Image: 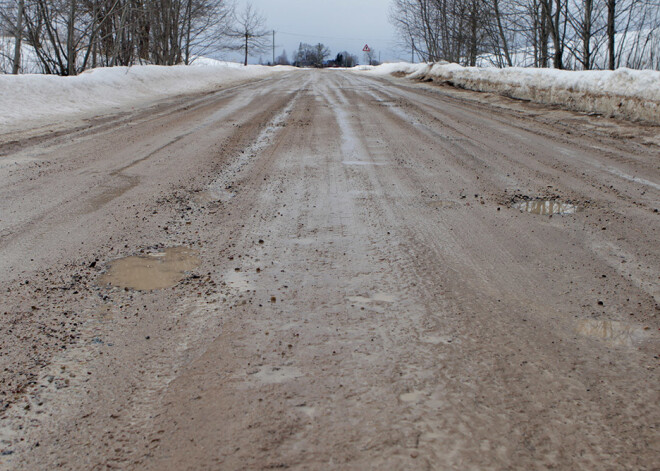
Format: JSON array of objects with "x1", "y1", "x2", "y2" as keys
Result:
[{"x1": 226, "y1": 0, "x2": 405, "y2": 64}]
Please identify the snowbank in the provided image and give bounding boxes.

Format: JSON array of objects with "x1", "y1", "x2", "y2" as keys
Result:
[
  {"x1": 0, "y1": 62, "x2": 294, "y2": 132},
  {"x1": 361, "y1": 62, "x2": 660, "y2": 124}
]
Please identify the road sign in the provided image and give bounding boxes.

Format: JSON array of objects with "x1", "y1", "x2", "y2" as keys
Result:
[{"x1": 363, "y1": 44, "x2": 371, "y2": 52}]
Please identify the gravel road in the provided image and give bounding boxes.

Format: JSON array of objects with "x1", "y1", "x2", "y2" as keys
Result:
[{"x1": 0, "y1": 70, "x2": 658, "y2": 470}]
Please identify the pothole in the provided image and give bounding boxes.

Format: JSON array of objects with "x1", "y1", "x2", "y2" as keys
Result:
[
  {"x1": 99, "y1": 247, "x2": 200, "y2": 291},
  {"x1": 513, "y1": 199, "x2": 578, "y2": 215},
  {"x1": 576, "y1": 319, "x2": 649, "y2": 346}
]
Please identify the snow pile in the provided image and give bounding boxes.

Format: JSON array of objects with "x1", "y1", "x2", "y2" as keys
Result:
[
  {"x1": 361, "y1": 62, "x2": 660, "y2": 123},
  {"x1": 0, "y1": 62, "x2": 294, "y2": 132}
]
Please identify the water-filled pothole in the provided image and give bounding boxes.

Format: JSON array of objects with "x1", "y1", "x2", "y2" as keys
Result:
[
  {"x1": 514, "y1": 199, "x2": 577, "y2": 215},
  {"x1": 100, "y1": 247, "x2": 200, "y2": 291},
  {"x1": 576, "y1": 319, "x2": 648, "y2": 346}
]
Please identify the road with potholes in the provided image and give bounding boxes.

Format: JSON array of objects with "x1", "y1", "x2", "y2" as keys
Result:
[{"x1": 0, "y1": 70, "x2": 658, "y2": 469}]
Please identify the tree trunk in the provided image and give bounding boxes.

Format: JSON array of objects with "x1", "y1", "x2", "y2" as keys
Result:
[
  {"x1": 244, "y1": 32, "x2": 248, "y2": 66},
  {"x1": 184, "y1": 0, "x2": 192, "y2": 65},
  {"x1": 12, "y1": 0, "x2": 25, "y2": 74},
  {"x1": 607, "y1": 0, "x2": 616, "y2": 69},
  {"x1": 582, "y1": 0, "x2": 592, "y2": 70},
  {"x1": 551, "y1": 0, "x2": 563, "y2": 69},
  {"x1": 468, "y1": 0, "x2": 478, "y2": 66},
  {"x1": 66, "y1": 0, "x2": 77, "y2": 75},
  {"x1": 540, "y1": 0, "x2": 563, "y2": 69},
  {"x1": 493, "y1": 0, "x2": 512, "y2": 67},
  {"x1": 540, "y1": 3, "x2": 549, "y2": 67}
]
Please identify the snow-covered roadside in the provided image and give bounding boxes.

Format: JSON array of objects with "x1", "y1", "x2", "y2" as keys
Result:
[
  {"x1": 359, "y1": 62, "x2": 660, "y2": 124},
  {"x1": 0, "y1": 62, "x2": 295, "y2": 133}
]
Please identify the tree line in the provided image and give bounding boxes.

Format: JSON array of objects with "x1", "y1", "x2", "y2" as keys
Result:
[
  {"x1": 0, "y1": 0, "x2": 375, "y2": 74},
  {"x1": 391, "y1": 0, "x2": 660, "y2": 69},
  {"x1": 0, "y1": 0, "x2": 272, "y2": 74},
  {"x1": 284, "y1": 42, "x2": 360, "y2": 68}
]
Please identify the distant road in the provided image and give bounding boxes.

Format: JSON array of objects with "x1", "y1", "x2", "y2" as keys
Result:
[{"x1": 1, "y1": 70, "x2": 658, "y2": 470}]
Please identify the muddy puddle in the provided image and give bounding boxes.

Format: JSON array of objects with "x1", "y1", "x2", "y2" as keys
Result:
[
  {"x1": 514, "y1": 199, "x2": 577, "y2": 215},
  {"x1": 576, "y1": 319, "x2": 648, "y2": 346},
  {"x1": 100, "y1": 247, "x2": 200, "y2": 290}
]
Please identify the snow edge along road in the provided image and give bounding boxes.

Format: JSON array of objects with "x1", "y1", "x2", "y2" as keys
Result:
[
  {"x1": 358, "y1": 63, "x2": 660, "y2": 125},
  {"x1": 0, "y1": 63, "x2": 297, "y2": 134}
]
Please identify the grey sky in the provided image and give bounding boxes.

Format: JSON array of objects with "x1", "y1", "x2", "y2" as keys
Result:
[{"x1": 228, "y1": 0, "x2": 404, "y2": 64}]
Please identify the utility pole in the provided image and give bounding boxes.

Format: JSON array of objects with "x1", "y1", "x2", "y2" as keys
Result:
[
  {"x1": 272, "y1": 30, "x2": 275, "y2": 65},
  {"x1": 411, "y1": 39, "x2": 415, "y2": 63},
  {"x1": 12, "y1": 0, "x2": 25, "y2": 75}
]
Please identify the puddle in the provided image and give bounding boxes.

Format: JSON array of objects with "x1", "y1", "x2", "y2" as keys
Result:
[
  {"x1": 514, "y1": 199, "x2": 577, "y2": 215},
  {"x1": 100, "y1": 247, "x2": 200, "y2": 290},
  {"x1": 576, "y1": 319, "x2": 648, "y2": 346}
]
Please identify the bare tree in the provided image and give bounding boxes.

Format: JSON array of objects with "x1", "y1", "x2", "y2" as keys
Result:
[
  {"x1": 292, "y1": 42, "x2": 331, "y2": 67},
  {"x1": 11, "y1": 0, "x2": 24, "y2": 73},
  {"x1": 491, "y1": 0, "x2": 513, "y2": 66},
  {"x1": 314, "y1": 42, "x2": 329, "y2": 66},
  {"x1": 336, "y1": 50, "x2": 358, "y2": 67},
  {"x1": 1, "y1": 0, "x2": 232, "y2": 74},
  {"x1": 606, "y1": 0, "x2": 616, "y2": 68},
  {"x1": 228, "y1": 2, "x2": 267, "y2": 66}
]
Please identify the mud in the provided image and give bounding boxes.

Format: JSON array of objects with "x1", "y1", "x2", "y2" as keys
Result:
[
  {"x1": 576, "y1": 319, "x2": 649, "y2": 346},
  {"x1": 100, "y1": 247, "x2": 200, "y2": 291},
  {"x1": 514, "y1": 199, "x2": 578, "y2": 215},
  {"x1": 0, "y1": 70, "x2": 658, "y2": 470}
]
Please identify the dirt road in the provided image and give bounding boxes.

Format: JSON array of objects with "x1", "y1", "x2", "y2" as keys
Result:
[{"x1": 0, "y1": 70, "x2": 658, "y2": 470}]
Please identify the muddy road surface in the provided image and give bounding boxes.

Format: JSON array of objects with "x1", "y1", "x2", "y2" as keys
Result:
[{"x1": 0, "y1": 70, "x2": 658, "y2": 470}]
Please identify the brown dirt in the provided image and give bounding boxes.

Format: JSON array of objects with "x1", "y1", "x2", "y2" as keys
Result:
[{"x1": 0, "y1": 70, "x2": 658, "y2": 470}]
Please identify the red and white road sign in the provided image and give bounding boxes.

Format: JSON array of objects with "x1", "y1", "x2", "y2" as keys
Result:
[{"x1": 362, "y1": 44, "x2": 371, "y2": 52}]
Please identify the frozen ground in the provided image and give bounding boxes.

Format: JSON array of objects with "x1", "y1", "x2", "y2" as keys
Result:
[{"x1": 359, "y1": 62, "x2": 660, "y2": 123}]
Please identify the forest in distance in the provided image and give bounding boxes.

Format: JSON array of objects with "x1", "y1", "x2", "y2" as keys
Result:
[{"x1": 0, "y1": 0, "x2": 659, "y2": 75}]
